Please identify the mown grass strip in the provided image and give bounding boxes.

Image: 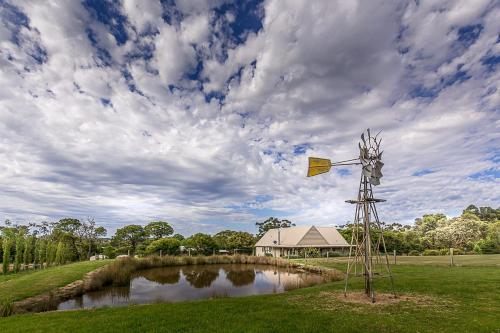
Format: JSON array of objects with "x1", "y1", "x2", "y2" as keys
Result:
[{"x1": 0, "y1": 260, "x2": 111, "y2": 304}]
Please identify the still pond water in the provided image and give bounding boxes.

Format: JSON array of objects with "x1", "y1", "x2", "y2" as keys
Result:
[{"x1": 58, "y1": 264, "x2": 329, "y2": 310}]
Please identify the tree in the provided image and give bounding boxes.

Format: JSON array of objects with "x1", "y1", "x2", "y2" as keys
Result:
[
  {"x1": 35, "y1": 239, "x2": 47, "y2": 269},
  {"x1": 2, "y1": 230, "x2": 13, "y2": 274},
  {"x1": 53, "y1": 218, "x2": 83, "y2": 260},
  {"x1": 112, "y1": 225, "x2": 147, "y2": 255},
  {"x1": 414, "y1": 214, "x2": 447, "y2": 236},
  {"x1": 213, "y1": 230, "x2": 255, "y2": 251},
  {"x1": 256, "y1": 217, "x2": 295, "y2": 239},
  {"x1": 14, "y1": 230, "x2": 26, "y2": 272},
  {"x1": 463, "y1": 205, "x2": 500, "y2": 221},
  {"x1": 184, "y1": 233, "x2": 217, "y2": 255},
  {"x1": 432, "y1": 214, "x2": 488, "y2": 250},
  {"x1": 145, "y1": 221, "x2": 174, "y2": 240},
  {"x1": 145, "y1": 238, "x2": 181, "y2": 255},
  {"x1": 82, "y1": 218, "x2": 107, "y2": 259},
  {"x1": 55, "y1": 241, "x2": 67, "y2": 265},
  {"x1": 172, "y1": 233, "x2": 185, "y2": 241},
  {"x1": 23, "y1": 235, "x2": 35, "y2": 267}
]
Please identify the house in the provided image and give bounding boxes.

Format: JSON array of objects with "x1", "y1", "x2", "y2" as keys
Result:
[{"x1": 254, "y1": 226, "x2": 350, "y2": 257}]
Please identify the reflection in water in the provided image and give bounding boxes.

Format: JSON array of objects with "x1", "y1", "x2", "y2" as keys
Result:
[
  {"x1": 58, "y1": 264, "x2": 332, "y2": 310},
  {"x1": 183, "y1": 266, "x2": 219, "y2": 288},
  {"x1": 139, "y1": 267, "x2": 181, "y2": 285},
  {"x1": 224, "y1": 267, "x2": 256, "y2": 287}
]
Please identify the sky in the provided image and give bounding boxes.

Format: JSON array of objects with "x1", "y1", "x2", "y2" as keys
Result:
[{"x1": 0, "y1": 0, "x2": 499, "y2": 236}]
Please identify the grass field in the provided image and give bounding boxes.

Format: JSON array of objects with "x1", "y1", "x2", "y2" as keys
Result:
[
  {"x1": 0, "y1": 260, "x2": 111, "y2": 304},
  {"x1": 298, "y1": 254, "x2": 500, "y2": 267},
  {"x1": 0, "y1": 256, "x2": 499, "y2": 332}
]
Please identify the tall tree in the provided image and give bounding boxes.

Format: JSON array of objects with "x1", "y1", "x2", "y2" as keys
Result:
[
  {"x1": 145, "y1": 221, "x2": 174, "y2": 239},
  {"x1": 1, "y1": 229, "x2": 13, "y2": 274},
  {"x1": 213, "y1": 230, "x2": 255, "y2": 251},
  {"x1": 112, "y1": 225, "x2": 147, "y2": 255},
  {"x1": 53, "y1": 218, "x2": 83, "y2": 260},
  {"x1": 82, "y1": 218, "x2": 107, "y2": 259},
  {"x1": 14, "y1": 230, "x2": 26, "y2": 272},
  {"x1": 184, "y1": 233, "x2": 217, "y2": 255},
  {"x1": 256, "y1": 217, "x2": 295, "y2": 238}
]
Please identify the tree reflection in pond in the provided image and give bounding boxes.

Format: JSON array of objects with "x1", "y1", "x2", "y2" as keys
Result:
[
  {"x1": 224, "y1": 266, "x2": 256, "y2": 287},
  {"x1": 138, "y1": 267, "x2": 181, "y2": 285},
  {"x1": 183, "y1": 266, "x2": 220, "y2": 288},
  {"x1": 58, "y1": 264, "x2": 333, "y2": 310}
]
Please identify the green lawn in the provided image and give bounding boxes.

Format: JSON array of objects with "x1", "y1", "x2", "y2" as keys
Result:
[
  {"x1": 0, "y1": 257, "x2": 499, "y2": 332},
  {"x1": 298, "y1": 253, "x2": 500, "y2": 267},
  {"x1": 0, "y1": 260, "x2": 111, "y2": 303}
]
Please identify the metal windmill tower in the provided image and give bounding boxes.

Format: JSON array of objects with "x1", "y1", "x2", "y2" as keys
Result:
[{"x1": 307, "y1": 129, "x2": 395, "y2": 302}]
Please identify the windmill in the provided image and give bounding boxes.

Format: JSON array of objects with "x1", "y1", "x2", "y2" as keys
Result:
[{"x1": 307, "y1": 129, "x2": 395, "y2": 302}]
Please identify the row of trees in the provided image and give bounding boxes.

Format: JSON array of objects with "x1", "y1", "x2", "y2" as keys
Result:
[
  {"x1": 338, "y1": 205, "x2": 500, "y2": 255},
  {"x1": 0, "y1": 218, "x2": 106, "y2": 273},
  {"x1": 1, "y1": 204, "x2": 498, "y2": 273},
  {"x1": 109, "y1": 222, "x2": 256, "y2": 257}
]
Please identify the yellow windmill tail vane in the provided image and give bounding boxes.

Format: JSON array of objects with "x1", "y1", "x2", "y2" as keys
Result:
[{"x1": 307, "y1": 157, "x2": 332, "y2": 177}]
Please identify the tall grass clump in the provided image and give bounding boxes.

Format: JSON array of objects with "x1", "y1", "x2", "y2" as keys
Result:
[
  {"x1": 86, "y1": 255, "x2": 343, "y2": 291},
  {"x1": 0, "y1": 298, "x2": 13, "y2": 317}
]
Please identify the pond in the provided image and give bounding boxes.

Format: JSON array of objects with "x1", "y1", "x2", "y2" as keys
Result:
[{"x1": 58, "y1": 264, "x2": 332, "y2": 310}]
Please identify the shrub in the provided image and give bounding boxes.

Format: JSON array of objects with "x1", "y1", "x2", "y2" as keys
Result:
[
  {"x1": 423, "y1": 249, "x2": 440, "y2": 256},
  {"x1": 145, "y1": 238, "x2": 181, "y2": 255},
  {"x1": 102, "y1": 246, "x2": 117, "y2": 259},
  {"x1": 299, "y1": 248, "x2": 320, "y2": 258},
  {"x1": 408, "y1": 250, "x2": 420, "y2": 256}
]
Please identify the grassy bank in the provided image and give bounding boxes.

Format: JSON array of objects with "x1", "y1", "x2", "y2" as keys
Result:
[
  {"x1": 0, "y1": 261, "x2": 111, "y2": 308},
  {"x1": 296, "y1": 254, "x2": 500, "y2": 267},
  {"x1": 0, "y1": 259, "x2": 499, "y2": 332}
]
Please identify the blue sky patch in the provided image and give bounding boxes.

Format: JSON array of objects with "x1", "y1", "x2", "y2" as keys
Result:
[
  {"x1": 100, "y1": 98, "x2": 112, "y2": 107},
  {"x1": 337, "y1": 169, "x2": 351, "y2": 176},
  {"x1": 482, "y1": 54, "x2": 500, "y2": 72},
  {"x1": 412, "y1": 168, "x2": 436, "y2": 177},
  {"x1": 468, "y1": 168, "x2": 500, "y2": 180},
  {"x1": 83, "y1": 0, "x2": 129, "y2": 45},
  {"x1": 214, "y1": 0, "x2": 264, "y2": 45},
  {"x1": 457, "y1": 24, "x2": 483, "y2": 48},
  {"x1": 409, "y1": 85, "x2": 438, "y2": 99},
  {"x1": 293, "y1": 143, "x2": 311, "y2": 155}
]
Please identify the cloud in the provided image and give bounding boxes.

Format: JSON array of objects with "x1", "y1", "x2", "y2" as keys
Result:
[{"x1": 0, "y1": 0, "x2": 498, "y2": 235}]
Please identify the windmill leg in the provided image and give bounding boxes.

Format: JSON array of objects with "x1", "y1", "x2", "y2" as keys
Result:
[{"x1": 370, "y1": 202, "x2": 397, "y2": 298}]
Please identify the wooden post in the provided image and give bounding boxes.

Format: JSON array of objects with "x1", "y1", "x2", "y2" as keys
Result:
[
  {"x1": 128, "y1": 249, "x2": 130, "y2": 256},
  {"x1": 188, "y1": 248, "x2": 191, "y2": 257},
  {"x1": 450, "y1": 248, "x2": 454, "y2": 267},
  {"x1": 159, "y1": 250, "x2": 162, "y2": 257},
  {"x1": 393, "y1": 249, "x2": 396, "y2": 265},
  {"x1": 327, "y1": 251, "x2": 329, "y2": 260}
]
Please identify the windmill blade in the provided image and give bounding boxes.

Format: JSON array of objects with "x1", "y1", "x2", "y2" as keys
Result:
[
  {"x1": 359, "y1": 147, "x2": 370, "y2": 165},
  {"x1": 307, "y1": 157, "x2": 332, "y2": 177},
  {"x1": 370, "y1": 176, "x2": 381, "y2": 186},
  {"x1": 362, "y1": 165, "x2": 372, "y2": 178},
  {"x1": 373, "y1": 165, "x2": 383, "y2": 178}
]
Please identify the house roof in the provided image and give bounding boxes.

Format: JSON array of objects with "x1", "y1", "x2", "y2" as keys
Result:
[{"x1": 255, "y1": 226, "x2": 349, "y2": 248}]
